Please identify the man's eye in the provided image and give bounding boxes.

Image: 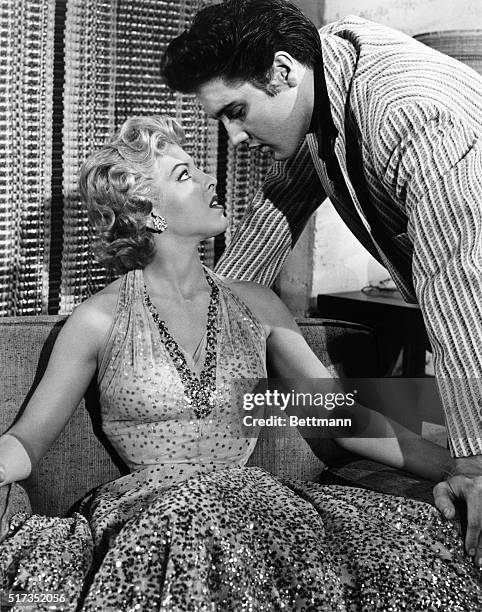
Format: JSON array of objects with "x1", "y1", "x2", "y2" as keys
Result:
[
  {"x1": 228, "y1": 107, "x2": 245, "y2": 121},
  {"x1": 178, "y1": 169, "x2": 191, "y2": 181}
]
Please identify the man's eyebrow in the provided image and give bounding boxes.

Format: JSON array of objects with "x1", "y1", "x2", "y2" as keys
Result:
[{"x1": 212, "y1": 102, "x2": 238, "y2": 120}]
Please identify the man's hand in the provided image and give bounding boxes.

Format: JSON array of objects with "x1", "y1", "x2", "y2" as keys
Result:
[{"x1": 433, "y1": 455, "x2": 482, "y2": 566}]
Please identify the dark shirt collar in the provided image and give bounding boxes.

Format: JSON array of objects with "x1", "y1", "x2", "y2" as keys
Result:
[
  {"x1": 308, "y1": 53, "x2": 338, "y2": 160},
  {"x1": 307, "y1": 64, "x2": 320, "y2": 135}
]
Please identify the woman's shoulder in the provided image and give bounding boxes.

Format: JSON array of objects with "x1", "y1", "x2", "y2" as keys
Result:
[
  {"x1": 66, "y1": 276, "x2": 123, "y2": 340},
  {"x1": 220, "y1": 278, "x2": 296, "y2": 332},
  {"x1": 80, "y1": 276, "x2": 122, "y2": 310},
  {"x1": 222, "y1": 278, "x2": 275, "y2": 303}
]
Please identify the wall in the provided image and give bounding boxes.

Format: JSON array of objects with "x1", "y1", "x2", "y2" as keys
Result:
[{"x1": 279, "y1": 0, "x2": 482, "y2": 315}]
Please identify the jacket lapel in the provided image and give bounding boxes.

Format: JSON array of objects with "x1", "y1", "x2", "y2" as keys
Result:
[
  {"x1": 332, "y1": 132, "x2": 373, "y2": 237},
  {"x1": 308, "y1": 49, "x2": 384, "y2": 264},
  {"x1": 307, "y1": 134, "x2": 383, "y2": 265}
]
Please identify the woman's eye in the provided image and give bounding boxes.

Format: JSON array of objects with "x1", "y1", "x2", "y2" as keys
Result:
[{"x1": 178, "y1": 169, "x2": 191, "y2": 181}]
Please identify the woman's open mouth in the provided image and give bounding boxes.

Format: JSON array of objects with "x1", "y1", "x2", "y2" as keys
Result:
[{"x1": 209, "y1": 195, "x2": 224, "y2": 210}]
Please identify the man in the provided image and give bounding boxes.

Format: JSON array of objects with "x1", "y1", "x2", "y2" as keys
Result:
[{"x1": 162, "y1": 0, "x2": 482, "y2": 562}]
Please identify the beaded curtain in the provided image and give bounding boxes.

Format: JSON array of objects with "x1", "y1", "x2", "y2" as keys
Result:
[
  {"x1": 59, "y1": 0, "x2": 220, "y2": 313},
  {"x1": 0, "y1": 0, "x2": 271, "y2": 316},
  {"x1": 0, "y1": 0, "x2": 55, "y2": 315},
  {"x1": 223, "y1": 140, "x2": 271, "y2": 246}
]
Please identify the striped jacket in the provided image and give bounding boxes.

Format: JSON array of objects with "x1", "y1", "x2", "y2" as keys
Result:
[{"x1": 215, "y1": 16, "x2": 482, "y2": 458}]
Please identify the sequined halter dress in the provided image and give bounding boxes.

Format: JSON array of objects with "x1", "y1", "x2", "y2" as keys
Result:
[
  {"x1": 94, "y1": 266, "x2": 266, "y2": 495},
  {"x1": 1, "y1": 267, "x2": 480, "y2": 611}
]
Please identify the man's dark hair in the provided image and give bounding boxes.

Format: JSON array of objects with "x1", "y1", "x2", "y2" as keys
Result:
[{"x1": 161, "y1": 0, "x2": 321, "y2": 94}]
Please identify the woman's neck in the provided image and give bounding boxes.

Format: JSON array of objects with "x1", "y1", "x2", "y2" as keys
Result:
[{"x1": 142, "y1": 243, "x2": 208, "y2": 300}]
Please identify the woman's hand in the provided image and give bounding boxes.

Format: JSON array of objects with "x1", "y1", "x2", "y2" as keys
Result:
[
  {"x1": 0, "y1": 481, "x2": 32, "y2": 542},
  {"x1": 0, "y1": 435, "x2": 32, "y2": 486}
]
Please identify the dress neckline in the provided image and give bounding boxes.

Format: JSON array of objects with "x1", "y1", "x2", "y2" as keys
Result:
[{"x1": 142, "y1": 267, "x2": 220, "y2": 420}]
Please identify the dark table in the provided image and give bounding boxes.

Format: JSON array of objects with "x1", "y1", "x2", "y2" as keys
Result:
[{"x1": 316, "y1": 290, "x2": 430, "y2": 377}]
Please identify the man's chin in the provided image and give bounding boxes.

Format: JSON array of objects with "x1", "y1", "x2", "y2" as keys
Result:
[
  {"x1": 272, "y1": 144, "x2": 300, "y2": 161},
  {"x1": 273, "y1": 150, "x2": 291, "y2": 161}
]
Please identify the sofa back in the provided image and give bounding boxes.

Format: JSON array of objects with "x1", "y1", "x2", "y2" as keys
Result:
[{"x1": 0, "y1": 315, "x2": 379, "y2": 516}]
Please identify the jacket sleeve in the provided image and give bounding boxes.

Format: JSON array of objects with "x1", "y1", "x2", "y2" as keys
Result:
[
  {"x1": 378, "y1": 103, "x2": 482, "y2": 457},
  {"x1": 214, "y1": 138, "x2": 326, "y2": 287}
]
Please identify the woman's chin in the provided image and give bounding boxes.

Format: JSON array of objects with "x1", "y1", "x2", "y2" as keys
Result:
[{"x1": 207, "y1": 218, "x2": 229, "y2": 238}]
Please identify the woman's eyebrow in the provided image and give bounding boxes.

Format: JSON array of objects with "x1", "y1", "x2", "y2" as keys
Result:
[{"x1": 169, "y1": 161, "x2": 189, "y2": 176}]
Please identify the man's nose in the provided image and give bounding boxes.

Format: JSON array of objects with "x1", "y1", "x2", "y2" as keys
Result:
[{"x1": 224, "y1": 121, "x2": 249, "y2": 147}]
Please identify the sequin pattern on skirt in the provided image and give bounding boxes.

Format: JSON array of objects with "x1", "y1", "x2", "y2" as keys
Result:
[{"x1": 79, "y1": 467, "x2": 482, "y2": 611}]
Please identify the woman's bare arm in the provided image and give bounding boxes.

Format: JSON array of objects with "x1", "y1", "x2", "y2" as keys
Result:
[
  {"x1": 228, "y1": 280, "x2": 453, "y2": 481},
  {"x1": 1, "y1": 298, "x2": 113, "y2": 481}
]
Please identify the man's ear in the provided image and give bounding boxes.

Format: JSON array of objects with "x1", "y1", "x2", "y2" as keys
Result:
[{"x1": 270, "y1": 51, "x2": 303, "y2": 88}]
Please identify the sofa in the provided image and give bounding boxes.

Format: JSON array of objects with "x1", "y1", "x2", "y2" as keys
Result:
[{"x1": 0, "y1": 315, "x2": 441, "y2": 517}]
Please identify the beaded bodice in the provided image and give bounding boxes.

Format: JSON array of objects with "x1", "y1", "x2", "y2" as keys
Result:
[{"x1": 97, "y1": 267, "x2": 267, "y2": 493}]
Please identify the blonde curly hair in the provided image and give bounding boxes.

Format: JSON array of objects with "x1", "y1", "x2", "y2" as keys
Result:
[{"x1": 79, "y1": 115, "x2": 185, "y2": 274}]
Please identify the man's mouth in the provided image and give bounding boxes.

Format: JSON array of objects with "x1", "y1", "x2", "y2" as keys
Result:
[{"x1": 249, "y1": 143, "x2": 272, "y2": 155}]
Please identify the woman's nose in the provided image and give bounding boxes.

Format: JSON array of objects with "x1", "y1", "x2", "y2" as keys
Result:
[{"x1": 201, "y1": 170, "x2": 217, "y2": 191}]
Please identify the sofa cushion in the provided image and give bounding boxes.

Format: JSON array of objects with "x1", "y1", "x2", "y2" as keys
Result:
[{"x1": 322, "y1": 460, "x2": 435, "y2": 505}]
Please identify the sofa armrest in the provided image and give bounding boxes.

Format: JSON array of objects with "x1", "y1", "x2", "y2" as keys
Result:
[{"x1": 294, "y1": 318, "x2": 382, "y2": 378}]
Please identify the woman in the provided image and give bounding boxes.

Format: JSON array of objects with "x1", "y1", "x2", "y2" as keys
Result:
[{"x1": 0, "y1": 116, "x2": 480, "y2": 611}]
